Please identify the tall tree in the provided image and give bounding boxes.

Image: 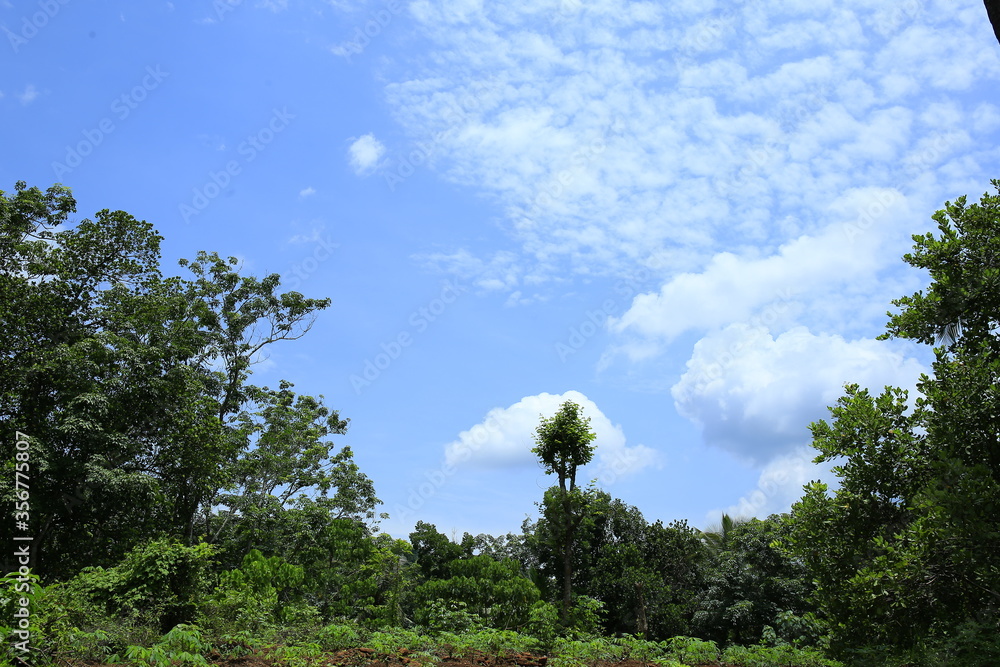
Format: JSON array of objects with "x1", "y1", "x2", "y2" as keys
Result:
[
  {"x1": 0, "y1": 182, "x2": 341, "y2": 579},
  {"x1": 531, "y1": 400, "x2": 597, "y2": 623},
  {"x1": 787, "y1": 182, "x2": 1000, "y2": 661}
]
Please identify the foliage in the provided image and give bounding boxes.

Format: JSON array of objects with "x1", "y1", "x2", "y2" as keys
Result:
[
  {"x1": 202, "y1": 549, "x2": 306, "y2": 633},
  {"x1": 532, "y1": 401, "x2": 597, "y2": 493},
  {"x1": 56, "y1": 538, "x2": 215, "y2": 631},
  {"x1": 412, "y1": 555, "x2": 540, "y2": 630},
  {"x1": 409, "y1": 521, "x2": 474, "y2": 580},
  {"x1": 0, "y1": 181, "x2": 343, "y2": 580},
  {"x1": 420, "y1": 600, "x2": 484, "y2": 634},
  {"x1": 315, "y1": 622, "x2": 362, "y2": 652},
  {"x1": 525, "y1": 601, "x2": 560, "y2": 651},
  {"x1": 531, "y1": 400, "x2": 598, "y2": 625},
  {"x1": 693, "y1": 515, "x2": 816, "y2": 646},
  {"x1": 537, "y1": 491, "x2": 708, "y2": 640},
  {"x1": 720, "y1": 642, "x2": 843, "y2": 667},
  {"x1": 265, "y1": 642, "x2": 325, "y2": 667},
  {"x1": 659, "y1": 636, "x2": 719, "y2": 665},
  {"x1": 115, "y1": 624, "x2": 210, "y2": 667},
  {"x1": 786, "y1": 182, "x2": 1000, "y2": 660}
]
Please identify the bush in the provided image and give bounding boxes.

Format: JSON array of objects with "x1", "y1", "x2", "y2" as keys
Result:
[
  {"x1": 525, "y1": 601, "x2": 560, "y2": 651},
  {"x1": 200, "y1": 549, "x2": 308, "y2": 635},
  {"x1": 315, "y1": 622, "x2": 362, "y2": 652},
  {"x1": 422, "y1": 600, "x2": 484, "y2": 634},
  {"x1": 722, "y1": 643, "x2": 843, "y2": 667},
  {"x1": 114, "y1": 624, "x2": 210, "y2": 667},
  {"x1": 660, "y1": 636, "x2": 719, "y2": 665},
  {"x1": 54, "y1": 538, "x2": 215, "y2": 632}
]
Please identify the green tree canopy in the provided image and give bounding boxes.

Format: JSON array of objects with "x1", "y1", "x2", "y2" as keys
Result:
[
  {"x1": 787, "y1": 181, "x2": 1000, "y2": 662},
  {"x1": 0, "y1": 182, "x2": 370, "y2": 582},
  {"x1": 532, "y1": 400, "x2": 597, "y2": 492}
]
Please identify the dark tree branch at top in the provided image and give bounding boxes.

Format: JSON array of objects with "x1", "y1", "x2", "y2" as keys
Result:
[{"x1": 987, "y1": 0, "x2": 1000, "y2": 45}]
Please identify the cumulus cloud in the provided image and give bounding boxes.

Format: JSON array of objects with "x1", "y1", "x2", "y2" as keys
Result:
[
  {"x1": 299, "y1": 186, "x2": 316, "y2": 197},
  {"x1": 610, "y1": 187, "x2": 913, "y2": 343},
  {"x1": 347, "y1": 133, "x2": 385, "y2": 175},
  {"x1": 671, "y1": 324, "x2": 925, "y2": 464},
  {"x1": 706, "y1": 445, "x2": 833, "y2": 523},
  {"x1": 444, "y1": 390, "x2": 659, "y2": 483}
]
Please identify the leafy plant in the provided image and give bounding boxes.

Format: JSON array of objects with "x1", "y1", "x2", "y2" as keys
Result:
[
  {"x1": 721, "y1": 643, "x2": 843, "y2": 667},
  {"x1": 268, "y1": 642, "x2": 324, "y2": 667},
  {"x1": 114, "y1": 624, "x2": 210, "y2": 667},
  {"x1": 315, "y1": 622, "x2": 362, "y2": 652},
  {"x1": 421, "y1": 599, "x2": 483, "y2": 634},
  {"x1": 660, "y1": 636, "x2": 719, "y2": 665}
]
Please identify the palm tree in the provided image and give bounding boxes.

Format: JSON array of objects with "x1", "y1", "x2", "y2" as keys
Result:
[{"x1": 699, "y1": 513, "x2": 751, "y2": 554}]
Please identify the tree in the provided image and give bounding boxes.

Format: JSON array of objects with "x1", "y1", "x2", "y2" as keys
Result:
[
  {"x1": 787, "y1": 182, "x2": 1000, "y2": 661},
  {"x1": 699, "y1": 513, "x2": 752, "y2": 555},
  {"x1": 694, "y1": 515, "x2": 816, "y2": 646},
  {"x1": 532, "y1": 401, "x2": 597, "y2": 493},
  {"x1": 0, "y1": 182, "x2": 349, "y2": 580},
  {"x1": 531, "y1": 400, "x2": 597, "y2": 623},
  {"x1": 410, "y1": 555, "x2": 540, "y2": 630},
  {"x1": 408, "y1": 521, "x2": 473, "y2": 581}
]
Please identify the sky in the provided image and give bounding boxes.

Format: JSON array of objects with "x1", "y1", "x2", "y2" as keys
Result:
[{"x1": 3, "y1": 0, "x2": 1000, "y2": 541}]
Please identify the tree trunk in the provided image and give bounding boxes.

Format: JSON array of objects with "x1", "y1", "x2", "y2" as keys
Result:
[
  {"x1": 635, "y1": 581, "x2": 648, "y2": 636},
  {"x1": 560, "y1": 488, "x2": 574, "y2": 625}
]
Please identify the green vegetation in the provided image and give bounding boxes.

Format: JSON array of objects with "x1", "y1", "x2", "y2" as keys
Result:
[{"x1": 3, "y1": 180, "x2": 1000, "y2": 666}]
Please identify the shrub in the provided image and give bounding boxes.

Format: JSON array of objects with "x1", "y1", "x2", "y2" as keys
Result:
[
  {"x1": 660, "y1": 636, "x2": 719, "y2": 665},
  {"x1": 722, "y1": 643, "x2": 843, "y2": 667}
]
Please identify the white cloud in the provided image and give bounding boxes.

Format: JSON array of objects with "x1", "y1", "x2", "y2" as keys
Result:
[
  {"x1": 443, "y1": 390, "x2": 659, "y2": 483},
  {"x1": 299, "y1": 186, "x2": 316, "y2": 197},
  {"x1": 706, "y1": 445, "x2": 833, "y2": 522},
  {"x1": 416, "y1": 248, "x2": 529, "y2": 293},
  {"x1": 17, "y1": 84, "x2": 38, "y2": 105},
  {"x1": 347, "y1": 133, "x2": 386, "y2": 175},
  {"x1": 286, "y1": 225, "x2": 326, "y2": 245},
  {"x1": 607, "y1": 186, "x2": 920, "y2": 356},
  {"x1": 380, "y1": 0, "x2": 999, "y2": 291},
  {"x1": 671, "y1": 324, "x2": 925, "y2": 463}
]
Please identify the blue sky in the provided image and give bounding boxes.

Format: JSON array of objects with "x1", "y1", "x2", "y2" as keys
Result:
[{"x1": 4, "y1": 0, "x2": 1000, "y2": 540}]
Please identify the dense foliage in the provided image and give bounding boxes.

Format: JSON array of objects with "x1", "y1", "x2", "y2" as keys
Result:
[{"x1": 3, "y1": 180, "x2": 1000, "y2": 666}]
